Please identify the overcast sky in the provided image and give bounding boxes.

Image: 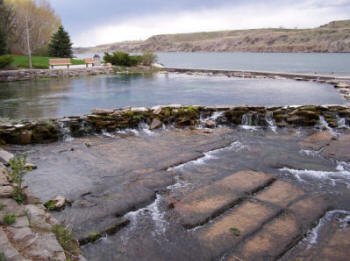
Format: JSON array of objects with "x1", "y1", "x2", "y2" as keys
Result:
[{"x1": 48, "y1": 0, "x2": 350, "y2": 47}]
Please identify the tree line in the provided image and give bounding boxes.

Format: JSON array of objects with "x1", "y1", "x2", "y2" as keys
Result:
[{"x1": 0, "y1": 0, "x2": 73, "y2": 68}]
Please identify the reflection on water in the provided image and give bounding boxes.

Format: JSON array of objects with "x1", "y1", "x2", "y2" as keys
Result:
[{"x1": 0, "y1": 73, "x2": 345, "y2": 119}]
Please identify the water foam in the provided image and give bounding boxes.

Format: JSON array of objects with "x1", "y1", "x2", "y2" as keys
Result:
[
  {"x1": 125, "y1": 194, "x2": 167, "y2": 235},
  {"x1": 318, "y1": 116, "x2": 338, "y2": 136},
  {"x1": 168, "y1": 141, "x2": 247, "y2": 171},
  {"x1": 58, "y1": 121, "x2": 74, "y2": 142},
  {"x1": 305, "y1": 210, "x2": 350, "y2": 247},
  {"x1": 280, "y1": 161, "x2": 350, "y2": 186}
]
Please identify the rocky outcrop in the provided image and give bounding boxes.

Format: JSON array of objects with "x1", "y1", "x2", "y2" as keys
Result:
[
  {"x1": 0, "y1": 67, "x2": 113, "y2": 82},
  {"x1": 0, "y1": 105, "x2": 349, "y2": 145},
  {"x1": 0, "y1": 162, "x2": 82, "y2": 260}
]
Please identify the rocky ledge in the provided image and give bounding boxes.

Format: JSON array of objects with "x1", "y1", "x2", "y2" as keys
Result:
[
  {"x1": 0, "y1": 160, "x2": 83, "y2": 260},
  {"x1": 0, "y1": 105, "x2": 349, "y2": 145},
  {"x1": 0, "y1": 67, "x2": 113, "y2": 82}
]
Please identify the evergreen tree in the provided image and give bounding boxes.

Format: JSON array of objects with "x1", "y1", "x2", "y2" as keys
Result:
[{"x1": 48, "y1": 25, "x2": 73, "y2": 58}]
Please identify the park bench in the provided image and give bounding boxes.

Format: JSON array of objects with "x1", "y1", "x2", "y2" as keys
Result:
[
  {"x1": 84, "y1": 58, "x2": 95, "y2": 68},
  {"x1": 49, "y1": 58, "x2": 71, "y2": 69}
]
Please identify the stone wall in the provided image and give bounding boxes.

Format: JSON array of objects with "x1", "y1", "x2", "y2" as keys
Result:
[
  {"x1": 0, "y1": 67, "x2": 113, "y2": 82},
  {"x1": 0, "y1": 105, "x2": 349, "y2": 145}
]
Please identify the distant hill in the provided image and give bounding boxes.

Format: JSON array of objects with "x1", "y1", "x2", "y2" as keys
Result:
[{"x1": 75, "y1": 20, "x2": 350, "y2": 54}]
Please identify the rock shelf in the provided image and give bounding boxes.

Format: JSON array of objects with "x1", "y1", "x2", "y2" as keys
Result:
[{"x1": 0, "y1": 105, "x2": 350, "y2": 145}]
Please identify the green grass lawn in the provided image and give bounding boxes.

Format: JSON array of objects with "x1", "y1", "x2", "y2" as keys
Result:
[{"x1": 11, "y1": 55, "x2": 85, "y2": 69}]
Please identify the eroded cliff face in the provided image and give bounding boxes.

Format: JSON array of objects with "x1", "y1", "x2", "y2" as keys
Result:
[{"x1": 75, "y1": 20, "x2": 350, "y2": 53}]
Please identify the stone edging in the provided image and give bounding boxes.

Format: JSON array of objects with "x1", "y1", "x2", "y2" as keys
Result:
[
  {"x1": 0, "y1": 67, "x2": 113, "y2": 82},
  {"x1": 0, "y1": 156, "x2": 83, "y2": 260},
  {"x1": 0, "y1": 105, "x2": 349, "y2": 145}
]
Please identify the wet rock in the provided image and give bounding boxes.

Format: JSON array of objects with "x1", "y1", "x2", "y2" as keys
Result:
[
  {"x1": 196, "y1": 200, "x2": 278, "y2": 258},
  {"x1": 91, "y1": 108, "x2": 115, "y2": 115},
  {"x1": 31, "y1": 121, "x2": 59, "y2": 143},
  {"x1": 44, "y1": 196, "x2": 69, "y2": 211},
  {"x1": 77, "y1": 217, "x2": 129, "y2": 245},
  {"x1": 255, "y1": 180, "x2": 305, "y2": 207},
  {"x1": 0, "y1": 198, "x2": 26, "y2": 218},
  {"x1": 131, "y1": 107, "x2": 148, "y2": 112},
  {"x1": 299, "y1": 131, "x2": 333, "y2": 151},
  {"x1": 335, "y1": 82, "x2": 350, "y2": 89},
  {"x1": 24, "y1": 163, "x2": 37, "y2": 170},
  {"x1": 24, "y1": 233, "x2": 66, "y2": 261},
  {"x1": 152, "y1": 106, "x2": 162, "y2": 115},
  {"x1": 25, "y1": 205, "x2": 54, "y2": 231},
  {"x1": 230, "y1": 213, "x2": 300, "y2": 261},
  {"x1": 321, "y1": 134, "x2": 350, "y2": 161},
  {"x1": 11, "y1": 216, "x2": 30, "y2": 228},
  {"x1": 150, "y1": 118, "x2": 162, "y2": 130},
  {"x1": 0, "y1": 228, "x2": 24, "y2": 260},
  {"x1": 224, "y1": 107, "x2": 250, "y2": 125},
  {"x1": 173, "y1": 106, "x2": 200, "y2": 127},
  {"x1": 204, "y1": 120, "x2": 216, "y2": 128},
  {"x1": 0, "y1": 186, "x2": 14, "y2": 198},
  {"x1": 174, "y1": 171, "x2": 275, "y2": 228},
  {"x1": 0, "y1": 165, "x2": 10, "y2": 186},
  {"x1": 18, "y1": 130, "x2": 32, "y2": 145},
  {"x1": 0, "y1": 149, "x2": 14, "y2": 164}
]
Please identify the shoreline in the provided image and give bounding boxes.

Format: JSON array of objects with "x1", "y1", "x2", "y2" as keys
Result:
[{"x1": 164, "y1": 67, "x2": 350, "y2": 81}]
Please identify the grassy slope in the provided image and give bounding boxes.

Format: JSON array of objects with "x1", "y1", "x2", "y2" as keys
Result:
[{"x1": 11, "y1": 55, "x2": 85, "y2": 69}]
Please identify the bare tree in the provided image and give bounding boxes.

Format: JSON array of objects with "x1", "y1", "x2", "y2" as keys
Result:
[{"x1": 5, "y1": 0, "x2": 60, "y2": 58}]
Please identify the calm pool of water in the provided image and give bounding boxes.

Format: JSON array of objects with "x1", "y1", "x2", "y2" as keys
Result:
[
  {"x1": 157, "y1": 52, "x2": 350, "y2": 75},
  {"x1": 0, "y1": 73, "x2": 345, "y2": 119},
  {"x1": 76, "y1": 52, "x2": 350, "y2": 75}
]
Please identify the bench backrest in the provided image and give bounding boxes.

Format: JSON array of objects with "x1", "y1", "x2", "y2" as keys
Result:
[
  {"x1": 84, "y1": 58, "x2": 94, "y2": 64},
  {"x1": 49, "y1": 58, "x2": 71, "y2": 65}
]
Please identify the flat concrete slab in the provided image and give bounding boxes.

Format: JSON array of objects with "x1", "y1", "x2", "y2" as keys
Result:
[{"x1": 174, "y1": 171, "x2": 275, "y2": 228}]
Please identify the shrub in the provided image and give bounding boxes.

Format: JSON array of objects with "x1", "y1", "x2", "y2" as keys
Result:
[
  {"x1": 103, "y1": 51, "x2": 144, "y2": 67},
  {"x1": 0, "y1": 55, "x2": 13, "y2": 69},
  {"x1": 141, "y1": 52, "x2": 157, "y2": 66},
  {"x1": 8, "y1": 156, "x2": 28, "y2": 204},
  {"x1": 3, "y1": 214, "x2": 16, "y2": 225}
]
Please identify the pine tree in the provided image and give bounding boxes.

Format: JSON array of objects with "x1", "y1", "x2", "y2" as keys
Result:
[{"x1": 48, "y1": 25, "x2": 73, "y2": 58}]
